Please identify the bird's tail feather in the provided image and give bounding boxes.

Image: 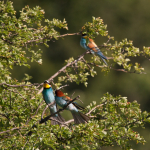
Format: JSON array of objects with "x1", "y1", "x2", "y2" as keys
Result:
[
  {"x1": 96, "y1": 51, "x2": 108, "y2": 66},
  {"x1": 71, "y1": 112, "x2": 90, "y2": 124},
  {"x1": 101, "y1": 58, "x2": 108, "y2": 66},
  {"x1": 50, "y1": 113, "x2": 65, "y2": 125},
  {"x1": 97, "y1": 51, "x2": 107, "y2": 60},
  {"x1": 58, "y1": 113, "x2": 65, "y2": 122},
  {"x1": 50, "y1": 109, "x2": 65, "y2": 125}
]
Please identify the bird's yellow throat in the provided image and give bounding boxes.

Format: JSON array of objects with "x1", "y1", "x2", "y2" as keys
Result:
[
  {"x1": 43, "y1": 83, "x2": 51, "y2": 88},
  {"x1": 83, "y1": 35, "x2": 88, "y2": 39}
]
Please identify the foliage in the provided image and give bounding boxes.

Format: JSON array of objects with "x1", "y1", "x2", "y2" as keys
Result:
[{"x1": 0, "y1": 1, "x2": 150, "y2": 149}]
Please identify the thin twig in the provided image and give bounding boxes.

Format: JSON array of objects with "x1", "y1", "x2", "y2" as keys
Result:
[
  {"x1": 57, "y1": 84, "x2": 69, "y2": 90},
  {"x1": 106, "y1": 57, "x2": 114, "y2": 60},
  {"x1": 81, "y1": 58, "x2": 91, "y2": 69},
  {"x1": 22, "y1": 139, "x2": 29, "y2": 150},
  {"x1": 7, "y1": 88, "x2": 33, "y2": 112},
  {"x1": 76, "y1": 98, "x2": 84, "y2": 104},
  {"x1": 98, "y1": 37, "x2": 113, "y2": 48},
  {"x1": 25, "y1": 100, "x2": 44, "y2": 125},
  {"x1": 87, "y1": 62, "x2": 103, "y2": 68},
  {"x1": 51, "y1": 80, "x2": 57, "y2": 89},
  {"x1": 86, "y1": 104, "x2": 104, "y2": 115},
  {"x1": 110, "y1": 67, "x2": 146, "y2": 74},
  {"x1": 0, "y1": 127, "x2": 23, "y2": 135},
  {"x1": 7, "y1": 89, "x2": 28, "y2": 101},
  {"x1": 70, "y1": 92, "x2": 75, "y2": 99},
  {"x1": 72, "y1": 64, "x2": 78, "y2": 74},
  {"x1": 58, "y1": 32, "x2": 80, "y2": 38},
  {"x1": 25, "y1": 32, "x2": 80, "y2": 45},
  {"x1": 63, "y1": 70, "x2": 73, "y2": 82},
  {"x1": 64, "y1": 119, "x2": 74, "y2": 124},
  {"x1": 106, "y1": 37, "x2": 112, "y2": 44},
  {"x1": 41, "y1": 102, "x2": 55, "y2": 119},
  {"x1": 49, "y1": 118, "x2": 68, "y2": 127}
]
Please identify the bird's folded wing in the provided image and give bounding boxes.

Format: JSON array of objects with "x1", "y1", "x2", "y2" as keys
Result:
[
  {"x1": 88, "y1": 42, "x2": 99, "y2": 52},
  {"x1": 62, "y1": 96, "x2": 85, "y2": 110}
]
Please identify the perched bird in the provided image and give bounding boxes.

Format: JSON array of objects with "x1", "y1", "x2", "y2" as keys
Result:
[
  {"x1": 42, "y1": 80, "x2": 65, "y2": 125},
  {"x1": 55, "y1": 90, "x2": 90, "y2": 124},
  {"x1": 80, "y1": 33, "x2": 108, "y2": 66}
]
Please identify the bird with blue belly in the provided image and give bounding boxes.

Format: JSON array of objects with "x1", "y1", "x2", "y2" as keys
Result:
[
  {"x1": 80, "y1": 33, "x2": 108, "y2": 66},
  {"x1": 55, "y1": 90, "x2": 90, "y2": 124},
  {"x1": 42, "y1": 80, "x2": 65, "y2": 125}
]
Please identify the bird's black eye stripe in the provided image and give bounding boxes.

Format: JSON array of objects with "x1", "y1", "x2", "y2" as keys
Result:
[
  {"x1": 82, "y1": 33, "x2": 87, "y2": 36},
  {"x1": 44, "y1": 80, "x2": 50, "y2": 84}
]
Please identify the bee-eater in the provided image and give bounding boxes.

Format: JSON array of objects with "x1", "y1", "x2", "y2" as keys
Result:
[
  {"x1": 80, "y1": 34, "x2": 108, "y2": 66},
  {"x1": 55, "y1": 90, "x2": 90, "y2": 124},
  {"x1": 42, "y1": 80, "x2": 65, "y2": 125}
]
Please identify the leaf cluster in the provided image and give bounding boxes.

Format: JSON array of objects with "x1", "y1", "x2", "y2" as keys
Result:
[{"x1": 0, "y1": 1, "x2": 150, "y2": 150}]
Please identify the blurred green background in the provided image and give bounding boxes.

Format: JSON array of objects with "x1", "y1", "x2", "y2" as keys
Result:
[{"x1": 10, "y1": 0, "x2": 150, "y2": 149}]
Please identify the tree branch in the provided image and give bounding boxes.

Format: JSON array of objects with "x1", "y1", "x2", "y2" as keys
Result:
[
  {"x1": 57, "y1": 84, "x2": 69, "y2": 90},
  {"x1": 37, "y1": 51, "x2": 90, "y2": 95},
  {"x1": 110, "y1": 67, "x2": 146, "y2": 74},
  {"x1": 0, "y1": 127, "x2": 24, "y2": 135},
  {"x1": 25, "y1": 32, "x2": 80, "y2": 45},
  {"x1": 58, "y1": 32, "x2": 80, "y2": 38},
  {"x1": 0, "y1": 83, "x2": 39, "y2": 87},
  {"x1": 86, "y1": 104, "x2": 104, "y2": 115}
]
